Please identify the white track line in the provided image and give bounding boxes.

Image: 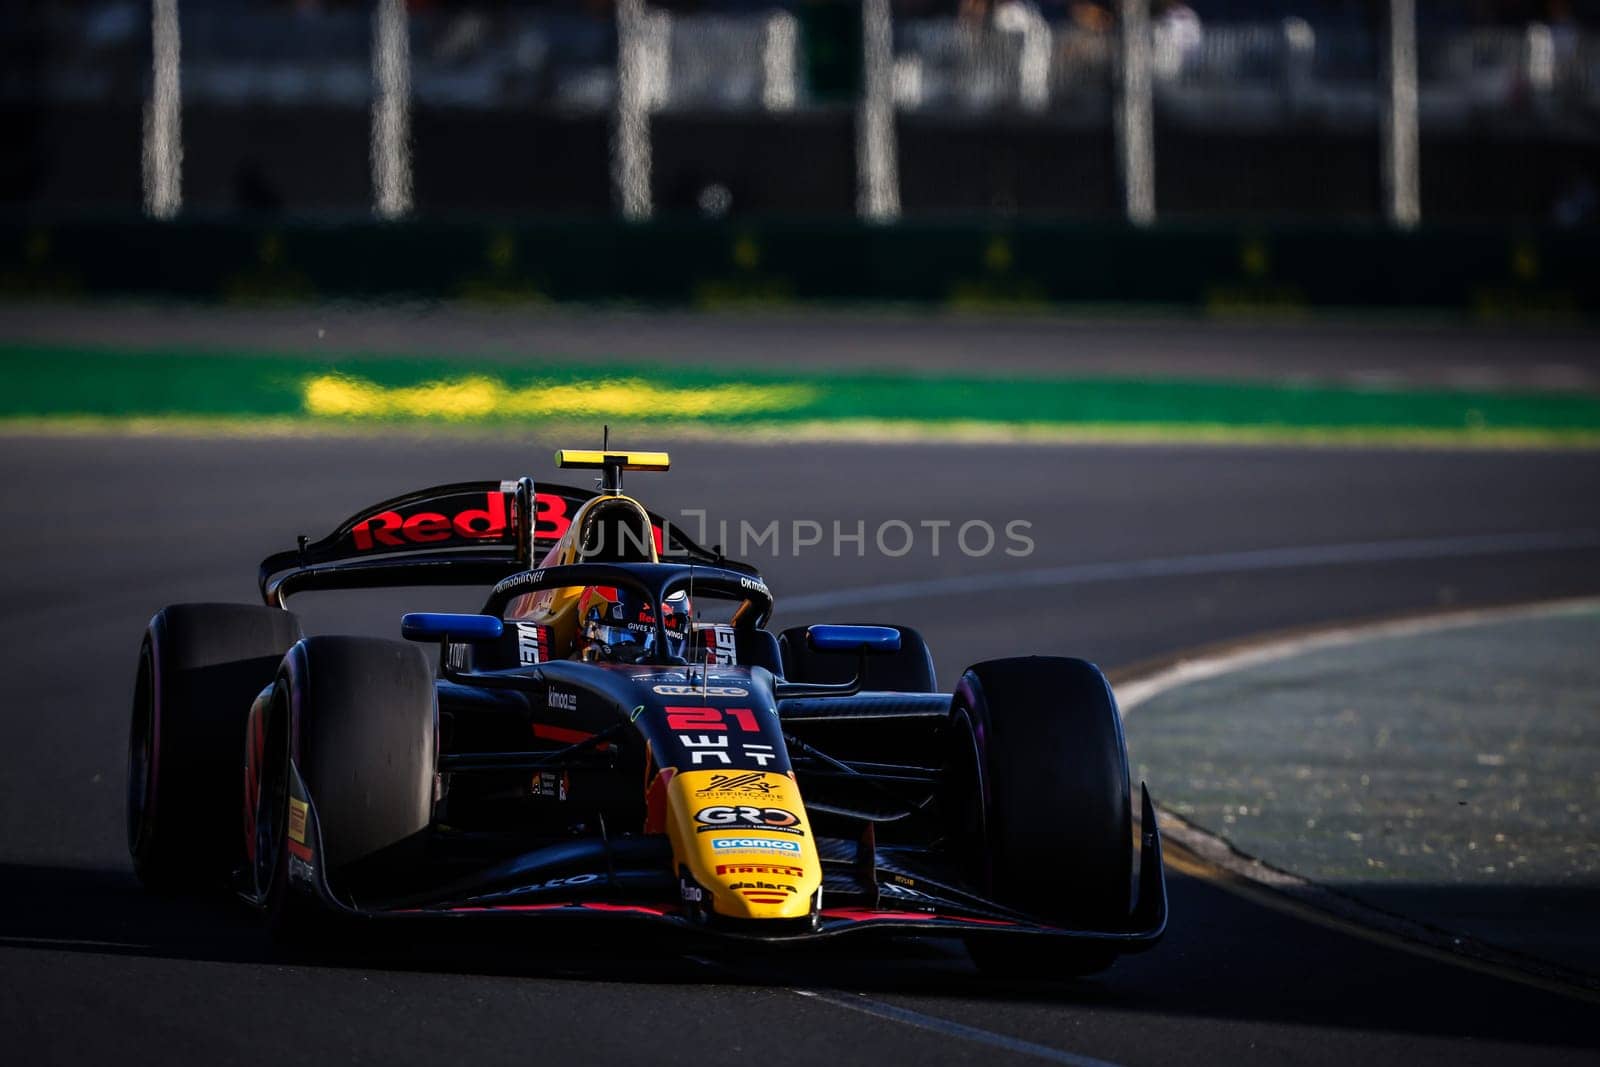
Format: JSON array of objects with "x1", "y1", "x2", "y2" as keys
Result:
[
  {"x1": 0, "y1": 935, "x2": 152, "y2": 952},
  {"x1": 1117, "y1": 595, "x2": 1600, "y2": 711},
  {"x1": 792, "y1": 988, "x2": 1126, "y2": 1067},
  {"x1": 684, "y1": 954, "x2": 1125, "y2": 1066},
  {"x1": 779, "y1": 528, "x2": 1600, "y2": 614}
]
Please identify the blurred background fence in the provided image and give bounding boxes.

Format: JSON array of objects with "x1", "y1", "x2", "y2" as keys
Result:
[{"x1": 1, "y1": 0, "x2": 1596, "y2": 312}]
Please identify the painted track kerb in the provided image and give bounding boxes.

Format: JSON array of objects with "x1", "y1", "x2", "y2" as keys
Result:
[
  {"x1": 6, "y1": 341, "x2": 1600, "y2": 449},
  {"x1": 780, "y1": 528, "x2": 1600, "y2": 614},
  {"x1": 1117, "y1": 595, "x2": 1600, "y2": 1000}
]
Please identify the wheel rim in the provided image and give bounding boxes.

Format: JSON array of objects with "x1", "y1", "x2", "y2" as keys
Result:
[
  {"x1": 947, "y1": 707, "x2": 990, "y2": 888},
  {"x1": 253, "y1": 687, "x2": 290, "y2": 897},
  {"x1": 126, "y1": 645, "x2": 155, "y2": 857}
]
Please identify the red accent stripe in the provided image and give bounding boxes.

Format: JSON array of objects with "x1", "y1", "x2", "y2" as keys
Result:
[
  {"x1": 287, "y1": 840, "x2": 313, "y2": 862},
  {"x1": 579, "y1": 902, "x2": 669, "y2": 915},
  {"x1": 389, "y1": 902, "x2": 670, "y2": 917},
  {"x1": 532, "y1": 723, "x2": 593, "y2": 744},
  {"x1": 819, "y1": 908, "x2": 1018, "y2": 927},
  {"x1": 531, "y1": 723, "x2": 612, "y2": 751}
]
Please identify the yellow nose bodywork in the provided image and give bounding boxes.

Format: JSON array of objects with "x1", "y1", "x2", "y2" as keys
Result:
[{"x1": 666, "y1": 769, "x2": 822, "y2": 920}]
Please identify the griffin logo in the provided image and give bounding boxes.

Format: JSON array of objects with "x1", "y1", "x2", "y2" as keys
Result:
[{"x1": 695, "y1": 772, "x2": 775, "y2": 795}]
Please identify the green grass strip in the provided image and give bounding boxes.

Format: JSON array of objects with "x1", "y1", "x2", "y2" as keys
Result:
[{"x1": 4, "y1": 342, "x2": 1599, "y2": 442}]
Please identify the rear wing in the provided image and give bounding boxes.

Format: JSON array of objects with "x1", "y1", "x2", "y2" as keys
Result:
[{"x1": 258, "y1": 479, "x2": 751, "y2": 606}]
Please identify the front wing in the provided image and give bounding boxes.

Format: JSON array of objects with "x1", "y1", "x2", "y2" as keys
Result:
[{"x1": 280, "y1": 766, "x2": 1167, "y2": 948}]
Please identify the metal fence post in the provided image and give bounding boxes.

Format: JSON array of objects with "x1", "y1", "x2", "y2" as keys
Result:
[
  {"x1": 762, "y1": 12, "x2": 800, "y2": 112},
  {"x1": 1383, "y1": 0, "x2": 1421, "y2": 228},
  {"x1": 143, "y1": 0, "x2": 182, "y2": 219},
  {"x1": 857, "y1": 0, "x2": 901, "y2": 221},
  {"x1": 372, "y1": 0, "x2": 413, "y2": 220},
  {"x1": 1116, "y1": 0, "x2": 1155, "y2": 225},
  {"x1": 614, "y1": 0, "x2": 656, "y2": 220}
]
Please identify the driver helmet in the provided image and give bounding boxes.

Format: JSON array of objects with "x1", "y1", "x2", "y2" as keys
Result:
[{"x1": 574, "y1": 586, "x2": 690, "y2": 662}]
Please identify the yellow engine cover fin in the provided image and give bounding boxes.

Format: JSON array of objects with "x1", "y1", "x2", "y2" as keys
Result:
[{"x1": 555, "y1": 450, "x2": 670, "y2": 472}]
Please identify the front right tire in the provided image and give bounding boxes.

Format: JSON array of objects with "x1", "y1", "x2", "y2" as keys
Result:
[{"x1": 127, "y1": 603, "x2": 302, "y2": 891}]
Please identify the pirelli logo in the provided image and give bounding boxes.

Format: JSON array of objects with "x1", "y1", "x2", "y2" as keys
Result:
[
  {"x1": 288, "y1": 798, "x2": 308, "y2": 845},
  {"x1": 715, "y1": 863, "x2": 804, "y2": 878}
]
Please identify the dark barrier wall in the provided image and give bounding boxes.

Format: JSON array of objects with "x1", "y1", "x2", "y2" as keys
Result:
[
  {"x1": 898, "y1": 116, "x2": 1121, "y2": 219},
  {"x1": 4, "y1": 105, "x2": 1597, "y2": 224},
  {"x1": 1155, "y1": 125, "x2": 1382, "y2": 220},
  {"x1": 413, "y1": 110, "x2": 614, "y2": 218},
  {"x1": 2, "y1": 217, "x2": 1593, "y2": 316}
]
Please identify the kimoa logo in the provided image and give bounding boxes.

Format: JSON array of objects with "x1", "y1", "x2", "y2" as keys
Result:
[
  {"x1": 547, "y1": 690, "x2": 577, "y2": 710},
  {"x1": 351, "y1": 492, "x2": 508, "y2": 550}
]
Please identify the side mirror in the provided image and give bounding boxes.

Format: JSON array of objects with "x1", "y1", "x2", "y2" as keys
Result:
[
  {"x1": 806, "y1": 624, "x2": 901, "y2": 654},
  {"x1": 401, "y1": 612, "x2": 504, "y2": 643}
]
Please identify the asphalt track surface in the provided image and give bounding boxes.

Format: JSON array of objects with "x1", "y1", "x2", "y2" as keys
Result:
[{"x1": 3, "y1": 434, "x2": 1600, "y2": 1066}]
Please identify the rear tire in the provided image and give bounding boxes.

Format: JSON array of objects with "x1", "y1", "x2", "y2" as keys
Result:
[
  {"x1": 949, "y1": 656, "x2": 1132, "y2": 979},
  {"x1": 778, "y1": 624, "x2": 937, "y2": 692},
  {"x1": 127, "y1": 603, "x2": 302, "y2": 891},
  {"x1": 258, "y1": 636, "x2": 436, "y2": 937}
]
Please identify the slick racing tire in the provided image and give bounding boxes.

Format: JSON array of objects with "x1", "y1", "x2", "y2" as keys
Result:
[
  {"x1": 256, "y1": 636, "x2": 435, "y2": 937},
  {"x1": 778, "y1": 624, "x2": 938, "y2": 692},
  {"x1": 127, "y1": 603, "x2": 303, "y2": 891},
  {"x1": 949, "y1": 657, "x2": 1132, "y2": 979}
]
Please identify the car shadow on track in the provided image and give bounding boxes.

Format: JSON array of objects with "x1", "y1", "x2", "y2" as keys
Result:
[{"x1": 1, "y1": 861, "x2": 1595, "y2": 1052}]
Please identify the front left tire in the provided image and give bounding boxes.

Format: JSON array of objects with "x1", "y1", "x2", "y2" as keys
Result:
[
  {"x1": 255, "y1": 635, "x2": 437, "y2": 937},
  {"x1": 947, "y1": 656, "x2": 1133, "y2": 978}
]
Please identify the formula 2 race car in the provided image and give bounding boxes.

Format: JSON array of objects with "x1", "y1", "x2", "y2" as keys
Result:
[{"x1": 126, "y1": 448, "x2": 1165, "y2": 975}]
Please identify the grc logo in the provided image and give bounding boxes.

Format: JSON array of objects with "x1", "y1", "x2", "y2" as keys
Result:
[{"x1": 351, "y1": 492, "x2": 508, "y2": 551}]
